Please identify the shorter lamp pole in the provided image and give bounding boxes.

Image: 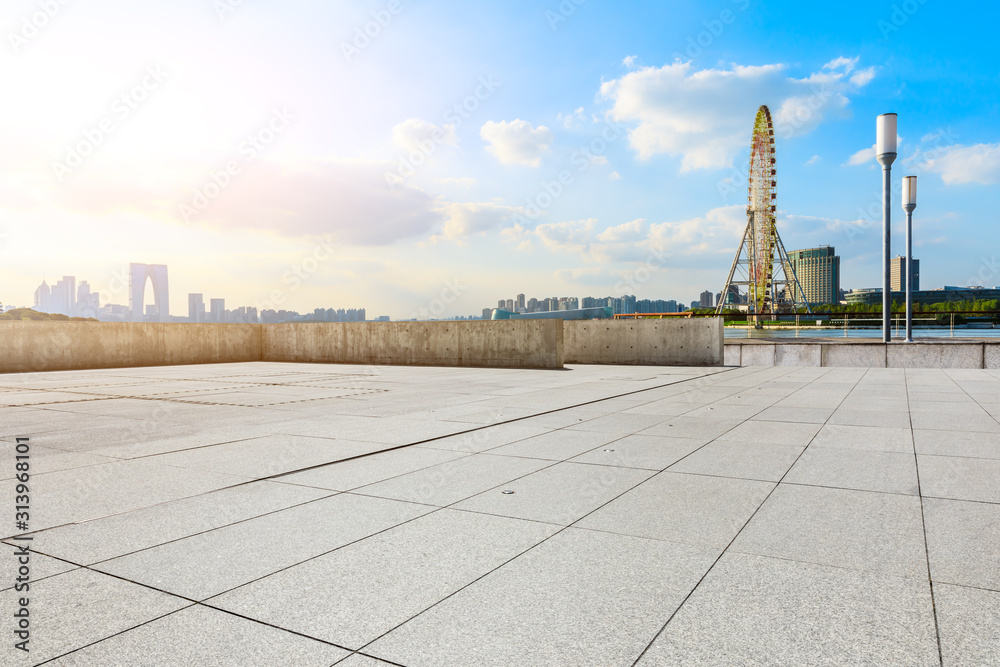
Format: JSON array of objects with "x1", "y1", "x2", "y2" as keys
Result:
[
  {"x1": 902, "y1": 175, "x2": 917, "y2": 343},
  {"x1": 905, "y1": 208, "x2": 914, "y2": 341}
]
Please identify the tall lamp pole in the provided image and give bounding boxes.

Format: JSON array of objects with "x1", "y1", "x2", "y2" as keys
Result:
[
  {"x1": 876, "y1": 113, "x2": 898, "y2": 343},
  {"x1": 903, "y1": 176, "x2": 917, "y2": 342}
]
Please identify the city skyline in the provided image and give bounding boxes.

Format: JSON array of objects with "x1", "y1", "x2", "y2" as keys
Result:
[{"x1": 1, "y1": 1, "x2": 998, "y2": 321}]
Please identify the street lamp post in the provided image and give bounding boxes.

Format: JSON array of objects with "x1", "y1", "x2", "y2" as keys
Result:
[
  {"x1": 903, "y1": 176, "x2": 917, "y2": 342},
  {"x1": 876, "y1": 113, "x2": 898, "y2": 343}
]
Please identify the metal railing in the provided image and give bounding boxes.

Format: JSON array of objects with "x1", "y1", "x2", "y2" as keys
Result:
[{"x1": 614, "y1": 310, "x2": 1000, "y2": 338}]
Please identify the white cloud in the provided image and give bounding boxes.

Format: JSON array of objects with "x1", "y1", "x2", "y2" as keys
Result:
[
  {"x1": 391, "y1": 118, "x2": 457, "y2": 154},
  {"x1": 600, "y1": 57, "x2": 874, "y2": 171},
  {"x1": 623, "y1": 55, "x2": 638, "y2": 67},
  {"x1": 534, "y1": 219, "x2": 597, "y2": 254},
  {"x1": 436, "y1": 201, "x2": 523, "y2": 240},
  {"x1": 846, "y1": 137, "x2": 905, "y2": 167},
  {"x1": 805, "y1": 155, "x2": 821, "y2": 165},
  {"x1": 846, "y1": 143, "x2": 875, "y2": 166},
  {"x1": 609, "y1": 171, "x2": 622, "y2": 180},
  {"x1": 557, "y1": 107, "x2": 585, "y2": 130},
  {"x1": 54, "y1": 159, "x2": 446, "y2": 246},
  {"x1": 919, "y1": 143, "x2": 1000, "y2": 185},
  {"x1": 597, "y1": 218, "x2": 647, "y2": 243},
  {"x1": 480, "y1": 119, "x2": 553, "y2": 166},
  {"x1": 502, "y1": 207, "x2": 746, "y2": 264}
]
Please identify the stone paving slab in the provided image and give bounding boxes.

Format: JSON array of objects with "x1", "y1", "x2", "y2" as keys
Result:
[
  {"x1": 1, "y1": 361, "x2": 998, "y2": 666},
  {"x1": 452, "y1": 461, "x2": 655, "y2": 525},
  {"x1": 1, "y1": 568, "x2": 189, "y2": 666},
  {"x1": 27, "y1": 480, "x2": 332, "y2": 565},
  {"x1": 211, "y1": 509, "x2": 559, "y2": 648},
  {"x1": 635, "y1": 552, "x2": 939, "y2": 667},
  {"x1": 94, "y1": 493, "x2": 433, "y2": 600},
  {"x1": 731, "y1": 484, "x2": 927, "y2": 578},
  {"x1": 367, "y1": 527, "x2": 719, "y2": 667},
  {"x1": 45, "y1": 604, "x2": 349, "y2": 666},
  {"x1": 934, "y1": 584, "x2": 1000, "y2": 667}
]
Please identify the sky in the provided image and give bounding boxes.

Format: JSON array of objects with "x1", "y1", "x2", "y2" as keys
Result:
[{"x1": 2, "y1": 0, "x2": 999, "y2": 319}]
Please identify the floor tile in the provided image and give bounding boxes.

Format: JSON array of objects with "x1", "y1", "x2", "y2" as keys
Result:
[
  {"x1": 918, "y1": 455, "x2": 1000, "y2": 503},
  {"x1": 453, "y1": 462, "x2": 654, "y2": 525},
  {"x1": 278, "y1": 447, "x2": 468, "y2": 491},
  {"x1": 355, "y1": 453, "x2": 551, "y2": 506},
  {"x1": 46, "y1": 605, "x2": 348, "y2": 666},
  {"x1": 784, "y1": 447, "x2": 919, "y2": 495},
  {"x1": 568, "y1": 434, "x2": 704, "y2": 470},
  {"x1": 576, "y1": 472, "x2": 773, "y2": 549},
  {"x1": 367, "y1": 528, "x2": 718, "y2": 667},
  {"x1": 94, "y1": 494, "x2": 433, "y2": 600},
  {"x1": 0, "y1": 568, "x2": 188, "y2": 666},
  {"x1": 26, "y1": 480, "x2": 331, "y2": 564},
  {"x1": 636, "y1": 552, "x2": 938, "y2": 667},
  {"x1": 211, "y1": 509, "x2": 558, "y2": 648},
  {"x1": 935, "y1": 584, "x2": 1000, "y2": 667},
  {"x1": 731, "y1": 484, "x2": 927, "y2": 577},
  {"x1": 669, "y1": 440, "x2": 804, "y2": 482},
  {"x1": 924, "y1": 497, "x2": 1000, "y2": 591}
]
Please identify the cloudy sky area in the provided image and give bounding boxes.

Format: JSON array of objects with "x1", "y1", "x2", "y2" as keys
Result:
[{"x1": 2, "y1": 0, "x2": 998, "y2": 318}]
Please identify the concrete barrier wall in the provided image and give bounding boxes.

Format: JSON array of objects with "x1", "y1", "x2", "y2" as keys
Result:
[
  {"x1": 727, "y1": 341, "x2": 1000, "y2": 369},
  {"x1": 0, "y1": 321, "x2": 564, "y2": 373},
  {"x1": 0, "y1": 322, "x2": 261, "y2": 374},
  {"x1": 564, "y1": 318, "x2": 724, "y2": 366},
  {"x1": 262, "y1": 321, "x2": 564, "y2": 369}
]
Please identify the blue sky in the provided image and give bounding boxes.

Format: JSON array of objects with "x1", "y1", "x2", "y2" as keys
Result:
[{"x1": 2, "y1": 0, "x2": 998, "y2": 318}]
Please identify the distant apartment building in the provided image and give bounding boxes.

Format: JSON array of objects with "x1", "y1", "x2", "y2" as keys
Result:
[
  {"x1": 890, "y1": 255, "x2": 920, "y2": 292},
  {"x1": 188, "y1": 293, "x2": 206, "y2": 322},
  {"x1": 787, "y1": 246, "x2": 841, "y2": 305},
  {"x1": 699, "y1": 290, "x2": 714, "y2": 308},
  {"x1": 76, "y1": 282, "x2": 99, "y2": 318},
  {"x1": 210, "y1": 298, "x2": 225, "y2": 323}
]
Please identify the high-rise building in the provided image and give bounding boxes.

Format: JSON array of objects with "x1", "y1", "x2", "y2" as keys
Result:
[
  {"x1": 787, "y1": 246, "x2": 841, "y2": 305},
  {"x1": 890, "y1": 255, "x2": 920, "y2": 292},
  {"x1": 497, "y1": 299, "x2": 505, "y2": 309},
  {"x1": 516, "y1": 294, "x2": 526, "y2": 312},
  {"x1": 505, "y1": 299, "x2": 514, "y2": 311},
  {"x1": 34, "y1": 281, "x2": 51, "y2": 313},
  {"x1": 699, "y1": 290, "x2": 714, "y2": 308},
  {"x1": 482, "y1": 308, "x2": 491, "y2": 320},
  {"x1": 188, "y1": 293, "x2": 205, "y2": 323},
  {"x1": 210, "y1": 298, "x2": 225, "y2": 323},
  {"x1": 46, "y1": 276, "x2": 76, "y2": 316},
  {"x1": 76, "y1": 281, "x2": 99, "y2": 318}
]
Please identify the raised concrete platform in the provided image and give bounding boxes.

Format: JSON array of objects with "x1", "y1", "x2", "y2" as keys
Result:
[
  {"x1": 3, "y1": 362, "x2": 998, "y2": 665},
  {"x1": 727, "y1": 338, "x2": 1000, "y2": 369}
]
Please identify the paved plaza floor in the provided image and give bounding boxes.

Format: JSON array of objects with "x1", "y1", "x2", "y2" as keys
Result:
[{"x1": 2, "y1": 361, "x2": 999, "y2": 666}]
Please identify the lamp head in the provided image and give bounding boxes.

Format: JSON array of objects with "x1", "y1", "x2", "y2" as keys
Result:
[
  {"x1": 902, "y1": 175, "x2": 917, "y2": 213},
  {"x1": 876, "y1": 113, "x2": 898, "y2": 166}
]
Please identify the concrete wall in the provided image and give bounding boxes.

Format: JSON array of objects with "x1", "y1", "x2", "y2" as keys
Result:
[
  {"x1": 261, "y1": 321, "x2": 563, "y2": 369},
  {"x1": 0, "y1": 320, "x2": 564, "y2": 373},
  {"x1": 727, "y1": 341, "x2": 1000, "y2": 369},
  {"x1": 564, "y1": 318, "x2": 724, "y2": 366},
  {"x1": 0, "y1": 322, "x2": 261, "y2": 374}
]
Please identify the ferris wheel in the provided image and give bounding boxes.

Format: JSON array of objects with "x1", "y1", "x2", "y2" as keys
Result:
[{"x1": 717, "y1": 105, "x2": 810, "y2": 317}]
